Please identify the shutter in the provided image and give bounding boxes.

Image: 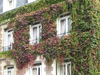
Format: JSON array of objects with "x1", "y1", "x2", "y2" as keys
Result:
[
  {"x1": 4, "y1": 32, "x2": 7, "y2": 51},
  {"x1": 30, "y1": 25, "x2": 32, "y2": 44},
  {"x1": 0, "y1": 0, "x2": 3, "y2": 13},
  {"x1": 4, "y1": 70, "x2": 6, "y2": 75},
  {"x1": 39, "y1": 26, "x2": 42, "y2": 39},
  {"x1": 11, "y1": 69, "x2": 14, "y2": 75},
  {"x1": 11, "y1": 31, "x2": 14, "y2": 43},
  {"x1": 16, "y1": 0, "x2": 28, "y2": 7}
]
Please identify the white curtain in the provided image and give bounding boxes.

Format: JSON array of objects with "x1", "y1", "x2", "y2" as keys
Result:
[
  {"x1": 32, "y1": 68, "x2": 37, "y2": 75},
  {"x1": 33, "y1": 27, "x2": 37, "y2": 44},
  {"x1": 60, "y1": 19, "x2": 66, "y2": 35}
]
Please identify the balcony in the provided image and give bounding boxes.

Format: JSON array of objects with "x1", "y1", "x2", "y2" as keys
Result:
[{"x1": 2, "y1": 45, "x2": 12, "y2": 51}]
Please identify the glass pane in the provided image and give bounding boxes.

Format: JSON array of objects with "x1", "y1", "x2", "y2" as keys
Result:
[
  {"x1": 8, "y1": 34, "x2": 12, "y2": 46},
  {"x1": 33, "y1": 27, "x2": 37, "y2": 44},
  {"x1": 60, "y1": 65, "x2": 64, "y2": 75},
  {"x1": 68, "y1": 18, "x2": 71, "y2": 32},
  {"x1": 67, "y1": 64, "x2": 71, "y2": 75},
  {"x1": 64, "y1": 65, "x2": 66, "y2": 75},
  {"x1": 9, "y1": 1, "x2": 12, "y2": 9},
  {"x1": 8, "y1": 71, "x2": 11, "y2": 75},
  {"x1": 32, "y1": 68, "x2": 37, "y2": 75},
  {"x1": 39, "y1": 26, "x2": 41, "y2": 39},
  {"x1": 38, "y1": 68, "x2": 40, "y2": 75},
  {"x1": 60, "y1": 19, "x2": 66, "y2": 35}
]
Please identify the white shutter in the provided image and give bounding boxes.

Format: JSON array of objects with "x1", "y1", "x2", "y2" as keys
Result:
[
  {"x1": 11, "y1": 31, "x2": 14, "y2": 43},
  {"x1": 30, "y1": 25, "x2": 33, "y2": 44},
  {"x1": 4, "y1": 32, "x2": 7, "y2": 51},
  {"x1": 11, "y1": 69, "x2": 14, "y2": 75},
  {"x1": 4, "y1": 70, "x2": 6, "y2": 75}
]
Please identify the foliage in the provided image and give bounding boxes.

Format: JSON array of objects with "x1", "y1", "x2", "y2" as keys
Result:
[
  {"x1": 0, "y1": 50, "x2": 12, "y2": 58},
  {"x1": 1, "y1": 0, "x2": 100, "y2": 75}
]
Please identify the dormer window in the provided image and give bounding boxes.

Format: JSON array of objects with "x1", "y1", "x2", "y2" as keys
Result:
[
  {"x1": 30, "y1": 24, "x2": 42, "y2": 45},
  {"x1": 3, "y1": 29, "x2": 14, "y2": 51},
  {"x1": 57, "y1": 14, "x2": 71, "y2": 38}
]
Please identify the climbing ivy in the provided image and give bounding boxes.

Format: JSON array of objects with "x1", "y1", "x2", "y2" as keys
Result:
[{"x1": 1, "y1": 0, "x2": 100, "y2": 75}]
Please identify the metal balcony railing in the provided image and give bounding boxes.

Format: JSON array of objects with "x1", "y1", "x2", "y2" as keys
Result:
[
  {"x1": 2, "y1": 32, "x2": 70, "y2": 51},
  {"x1": 2, "y1": 45, "x2": 12, "y2": 51}
]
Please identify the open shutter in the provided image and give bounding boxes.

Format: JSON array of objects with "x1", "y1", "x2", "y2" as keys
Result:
[
  {"x1": 0, "y1": 0, "x2": 3, "y2": 14},
  {"x1": 4, "y1": 70, "x2": 6, "y2": 75}
]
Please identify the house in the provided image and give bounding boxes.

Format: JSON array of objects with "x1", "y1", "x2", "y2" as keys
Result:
[{"x1": 0, "y1": 0, "x2": 99, "y2": 75}]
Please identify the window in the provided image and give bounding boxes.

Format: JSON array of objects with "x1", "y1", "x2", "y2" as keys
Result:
[
  {"x1": 4, "y1": 66, "x2": 14, "y2": 75},
  {"x1": 57, "y1": 14, "x2": 71, "y2": 38},
  {"x1": 30, "y1": 24, "x2": 42, "y2": 45},
  {"x1": 57, "y1": 62, "x2": 71, "y2": 75},
  {"x1": 3, "y1": 29, "x2": 14, "y2": 51},
  {"x1": 8, "y1": 0, "x2": 15, "y2": 10},
  {"x1": 30, "y1": 63, "x2": 42, "y2": 75}
]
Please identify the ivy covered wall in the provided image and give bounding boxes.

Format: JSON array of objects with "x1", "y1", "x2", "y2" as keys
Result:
[{"x1": 0, "y1": 0, "x2": 100, "y2": 75}]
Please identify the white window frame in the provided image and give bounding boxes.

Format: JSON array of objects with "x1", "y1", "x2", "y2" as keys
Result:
[
  {"x1": 57, "y1": 62, "x2": 71, "y2": 75},
  {"x1": 30, "y1": 24, "x2": 42, "y2": 45},
  {"x1": 4, "y1": 66, "x2": 14, "y2": 75},
  {"x1": 4, "y1": 29, "x2": 14, "y2": 51},
  {"x1": 57, "y1": 14, "x2": 71, "y2": 38},
  {"x1": 30, "y1": 63, "x2": 42, "y2": 75},
  {"x1": 28, "y1": 0, "x2": 37, "y2": 3}
]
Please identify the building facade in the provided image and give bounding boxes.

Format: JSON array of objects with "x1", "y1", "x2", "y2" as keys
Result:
[{"x1": 0, "y1": 0, "x2": 99, "y2": 75}]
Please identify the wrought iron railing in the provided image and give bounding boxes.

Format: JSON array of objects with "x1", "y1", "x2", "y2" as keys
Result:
[
  {"x1": 2, "y1": 32, "x2": 70, "y2": 51},
  {"x1": 2, "y1": 45, "x2": 12, "y2": 51}
]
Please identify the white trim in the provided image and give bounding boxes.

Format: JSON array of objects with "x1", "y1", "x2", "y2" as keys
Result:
[
  {"x1": 57, "y1": 62, "x2": 71, "y2": 75},
  {"x1": 30, "y1": 63, "x2": 42, "y2": 75},
  {"x1": 4, "y1": 29, "x2": 13, "y2": 51},
  {"x1": 30, "y1": 24, "x2": 42, "y2": 45},
  {"x1": 57, "y1": 14, "x2": 71, "y2": 38},
  {"x1": 4, "y1": 66, "x2": 14, "y2": 75}
]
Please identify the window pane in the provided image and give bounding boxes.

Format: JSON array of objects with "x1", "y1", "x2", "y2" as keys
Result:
[
  {"x1": 8, "y1": 71, "x2": 11, "y2": 75},
  {"x1": 38, "y1": 68, "x2": 40, "y2": 75},
  {"x1": 33, "y1": 27, "x2": 37, "y2": 44},
  {"x1": 67, "y1": 64, "x2": 71, "y2": 75},
  {"x1": 60, "y1": 19, "x2": 66, "y2": 35},
  {"x1": 68, "y1": 18, "x2": 71, "y2": 32},
  {"x1": 60, "y1": 65, "x2": 64, "y2": 75},
  {"x1": 39, "y1": 26, "x2": 42, "y2": 39},
  {"x1": 8, "y1": 34, "x2": 12, "y2": 46},
  {"x1": 64, "y1": 65, "x2": 66, "y2": 75},
  {"x1": 32, "y1": 68, "x2": 37, "y2": 75},
  {"x1": 9, "y1": 1, "x2": 12, "y2": 9}
]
